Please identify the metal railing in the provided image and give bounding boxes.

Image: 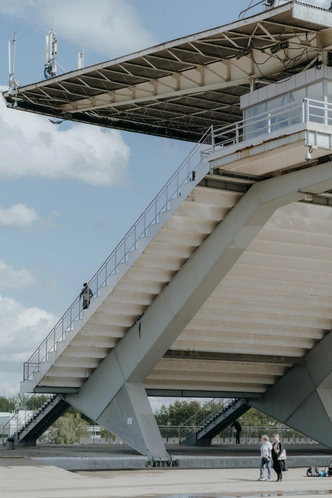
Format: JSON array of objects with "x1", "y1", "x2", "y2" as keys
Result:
[
  {"x1": 178, "y1": 397, "x2": 236, "y2": 442},
  {"x1": 159, "y1": 425, "x2": 318, "y2": 445},
  {"x1": 2, "y1": 394, "x2": 54, "y2": 443},
  {"x1": 23, "y1": 127, "x2": 214, "y2": 381},
  {"x1": 213, "y1": 98, "x2": 332, "y2": 148}
]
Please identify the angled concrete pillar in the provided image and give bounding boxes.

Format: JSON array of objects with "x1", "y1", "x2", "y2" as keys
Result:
[
  {"x1": 249, "y1": 329, "x2": 332, "y2": 447},
  {"x1": 66, "y1": 163, "x2": 332, "y2": 459},
  {"x1": 96, "y1": 382, "x2": 170, "y2": 464}
]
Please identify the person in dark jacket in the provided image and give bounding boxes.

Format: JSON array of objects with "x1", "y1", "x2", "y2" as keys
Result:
[
  {"x1": 231, "y1": 420, "x2": 242, "y2": 444},
  {"x1": 272, "y1": 434, "x2": 286, "y2": 481},
  {"x1": 80, "y1": 283, "x2": 93, "y2": 310}
]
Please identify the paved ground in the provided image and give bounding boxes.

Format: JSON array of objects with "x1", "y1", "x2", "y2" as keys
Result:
[
  {"x1": 2, "y1": 464, "x2": 332, "y2": 497},
  {"x1": 0, "y1": 444, "x2": 332, "y2": 497}
]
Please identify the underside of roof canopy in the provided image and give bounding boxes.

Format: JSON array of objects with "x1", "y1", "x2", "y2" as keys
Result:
[{"x1": 3, "y1": 1, "x2": 332, "y2": 141}]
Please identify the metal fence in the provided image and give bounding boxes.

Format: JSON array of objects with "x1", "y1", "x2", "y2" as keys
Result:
[{"x1": 159, "y1": 425, "x2": 318, "y2": 445}]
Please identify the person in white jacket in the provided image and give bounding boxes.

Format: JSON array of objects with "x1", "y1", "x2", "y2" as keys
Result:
[{"x1": 258, "y1": 435, "x2": 272, "y2": 481}]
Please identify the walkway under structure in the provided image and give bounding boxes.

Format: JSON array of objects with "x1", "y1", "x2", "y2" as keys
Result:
[{"x1": 4, "y1": 1, "x2": 332, "y2": 465}]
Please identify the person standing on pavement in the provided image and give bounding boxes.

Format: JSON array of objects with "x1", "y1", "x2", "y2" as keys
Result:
[
  {"x1": 272, "y1": 434, "x2": 285, "y2": 482},
  {"x1": 231, "y1": 420, "x2": 242, "y2": 444},
  {"x1": 258, "y1": 435, "x2": 272, "y2": 481}
]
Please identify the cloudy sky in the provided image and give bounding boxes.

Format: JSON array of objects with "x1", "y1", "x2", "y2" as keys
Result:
[{"x1": 0, "y1": 0, "x2": 328, "y2": 403}]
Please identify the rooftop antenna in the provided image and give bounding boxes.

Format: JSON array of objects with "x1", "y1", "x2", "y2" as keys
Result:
[
  {"x1": 8, "y1": 32, "x2": 20, "y2": 93},
  {"x1": 78, "y1": 48, "x2": 85, "y2": 69},
  {"x1": 239, "y1": 0, "x2": 265, "y2": 18},
  {"x1": 44, "y1": 29, "x2": 66, "y2": 79}
]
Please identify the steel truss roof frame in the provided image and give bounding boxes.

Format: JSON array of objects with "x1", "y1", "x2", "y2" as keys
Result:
[{"x1": 3, "y1": 1, "x2": 332, "y2": 141}]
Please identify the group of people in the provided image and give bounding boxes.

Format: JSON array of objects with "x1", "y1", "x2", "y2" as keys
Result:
[{"x1": 259, "y1": 433, "x2": 287, "y2": 482}]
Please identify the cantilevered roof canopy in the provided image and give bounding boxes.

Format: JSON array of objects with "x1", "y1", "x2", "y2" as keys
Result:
[{"x1": 3, "y1": 1, "x2": 332, "y2": 141}]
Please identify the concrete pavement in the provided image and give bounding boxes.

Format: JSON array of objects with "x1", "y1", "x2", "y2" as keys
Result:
[{"x1": 2, "y1": 464, "x2": 332, "y2": 497}]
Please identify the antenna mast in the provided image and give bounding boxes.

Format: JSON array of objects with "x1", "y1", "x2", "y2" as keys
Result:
[
  {"x1": 44, "y1": 29, "x2": 58, "y2": 78},
  {"x1": 8, "y1": 32, "x2": 20, "y2": 92},
  {"x1": 78, "y1": 49, "x2": 85, "y2": 69},
  {"x1": 44, "y1": 29, "x2": 67, "y2": 79}
]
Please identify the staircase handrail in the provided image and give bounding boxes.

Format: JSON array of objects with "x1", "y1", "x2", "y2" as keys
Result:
[
  {"x1": 23, "y1": 127, "x2": 214, "y2": 381},
  {"x1": 2, "y1": 394, "x2": 53, "y2": 443},
  {"x1": 179, "y1": 397, "x2": 234, "y2": 430},
  {"x1": 178, "y1": 398, "x2": 236, "y2": 442}
]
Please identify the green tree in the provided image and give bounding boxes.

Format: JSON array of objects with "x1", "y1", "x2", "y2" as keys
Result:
[
  {"x1": 240, "y1": 408, "x2": 278, "y2": 427},
  {"x1": 155, "y1": 400, "x2": 203, "y2": 426},
  {"x1": 66, "y1": 405, "x2": 94, "y2": 424},
  {"x1": 47, "y1": 412, "x2": 89, "y2": 444},
  {"x1": 0, "y1": 396, "x2": 16, "y2": 412},
  {"x1": 100, "y1": 428, "x2": 115, "y2": 442}
]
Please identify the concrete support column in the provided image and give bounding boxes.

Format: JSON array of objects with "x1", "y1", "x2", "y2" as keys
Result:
[
  {"x1": 96, "y1": 382, "x2": 170, "y2": 465},
  {"x1": 249, "y1": 330, "x2": 332, "y2": 447}
]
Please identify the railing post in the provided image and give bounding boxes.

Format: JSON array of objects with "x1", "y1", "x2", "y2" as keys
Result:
[
  {"x1": 235, "y1": 123, "x2": 239, "y2": 144},
  {"x1": 306, "y1": 99, "x2": 310, "y2": 123},
  {"x1": 211, "y1": 125, "x2": 215, "y2": 151}
]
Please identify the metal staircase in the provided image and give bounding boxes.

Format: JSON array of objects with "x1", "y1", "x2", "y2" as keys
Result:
[
  {"x1": 179, "y1": 398, "x2": 249, "y2": 446},
  {"x1": 2, "y1": 394, "x2": 69, "y2": 446}
]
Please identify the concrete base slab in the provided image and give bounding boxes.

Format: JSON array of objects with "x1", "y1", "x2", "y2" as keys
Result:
[
  {"x1": 3, "y1": 465, "x2": 332, "y2": 498},
  {"x1": 1, "y1": 443, "x2": 331, "y2": 471},
  {"x1": 32, "y1": 455, "x2": 147, "y2": 471}
]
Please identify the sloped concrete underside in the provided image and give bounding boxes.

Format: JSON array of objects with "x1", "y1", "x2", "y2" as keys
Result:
[
  {"x1": 148, "y1": 201, "x2": 332, "y2": 395},
  {"x1": 31, "y1": 185, "x2": 332, "y2": 397}
]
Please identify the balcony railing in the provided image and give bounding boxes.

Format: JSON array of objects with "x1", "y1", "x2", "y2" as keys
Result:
[{"x1": 213, "y1": 98, "x2": 332, "y2": 148}]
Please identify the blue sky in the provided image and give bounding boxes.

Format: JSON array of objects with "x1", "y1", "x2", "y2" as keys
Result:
[{"x1": 0, "y1": 0, "x2": 327, "y2": 399}]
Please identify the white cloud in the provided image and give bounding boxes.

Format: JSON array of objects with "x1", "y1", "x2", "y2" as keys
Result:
[
  {"x1": 0, "y1": 295, "x2": 56, "y2": 395},
  {"x1": 0, "y1": 204, "x2": 41, "y2": 227},
  {"x1": 0, "y1": 261, "x2": 37, "y2": 290},
  {"x1": 0, "y1": 90, "x2": 130, "y2": 186},
  {"x1": 0, "y1": 295, "x2": 56, "y2": 356},
  {"x1": 0, "y1": 0, "x2": 157, "y2": 58},
  {"x1": 0, "y1": 381, "x2": 18, "y2": 397}
]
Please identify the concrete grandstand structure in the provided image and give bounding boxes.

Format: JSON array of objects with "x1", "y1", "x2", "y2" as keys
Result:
[{"x1": 3, "y1": 1, "x2": 332, "y2": 465}]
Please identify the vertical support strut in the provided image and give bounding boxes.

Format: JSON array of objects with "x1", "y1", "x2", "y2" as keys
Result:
[{"x1": 95, "y1": 382, "x2": 170, "y2": 465}]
